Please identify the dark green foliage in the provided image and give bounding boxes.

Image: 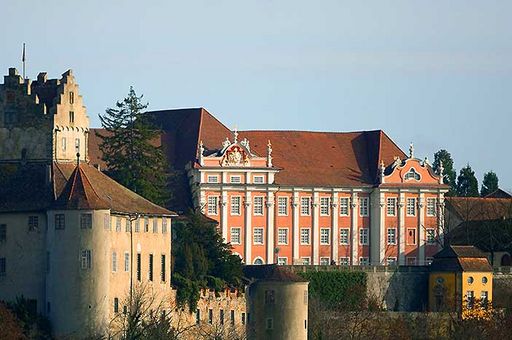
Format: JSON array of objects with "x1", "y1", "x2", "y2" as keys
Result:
[
  {"x1": 298, "y1": 271, "x2": 367, "y2": 309},
  {"x1": 457, "y1": 164, "x2": 480, "y2": 197},
  {"x1": 97, "y1": 87, "x2": 169, "y2": 206},
  {"x1": 481, "y1": 171, "x2": 499, "y2": 197},
  {"x1": 433, "y1": 149, "x2": 457, "y2": 196},
  {"x1": 172, "y1": 212, "x2": 244, "y2": 312},
  {"x1": 6, "y1": 296, "x2": 52, "y2": 339}
]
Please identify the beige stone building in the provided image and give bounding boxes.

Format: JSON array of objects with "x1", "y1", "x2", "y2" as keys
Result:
[{"x1": 0, "y1": 68, "x2": 176, "y2": 337}]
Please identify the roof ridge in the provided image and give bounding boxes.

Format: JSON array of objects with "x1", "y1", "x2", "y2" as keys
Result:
[
  {"x1": 78, "y1": 165, "x2": 104, "y2": 205},
  {"x1": 240, "y1": 129, "x2": 384, "y2": 134}
]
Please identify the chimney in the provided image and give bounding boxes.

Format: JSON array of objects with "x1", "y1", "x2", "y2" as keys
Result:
[{"x1": 8, "y1": 68, "x2": 18, "y2": 76}]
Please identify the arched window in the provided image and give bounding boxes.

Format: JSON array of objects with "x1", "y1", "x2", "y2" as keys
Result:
[
  {"x1": 404, "y1": 168, "x2": 421, "y2": 181},
  {"x1": 253, "y1": 257, "x2": 264, "y2": 265}
]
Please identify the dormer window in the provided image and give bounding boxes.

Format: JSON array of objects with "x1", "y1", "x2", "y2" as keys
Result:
[
  {"x1": 404, "y1": 168, "x2": 421, "y2": 181},
  {"x1": 69, "y1": 111, "x2": 75, "y2": 123},
  {"x1": 69, "y1": 92, "x2": 74, "y2": 104}
]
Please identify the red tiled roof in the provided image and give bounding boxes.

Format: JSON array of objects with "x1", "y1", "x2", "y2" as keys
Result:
[
  {"x1": 446, "y1": 197, "x2": 512, "y2": 222},
  {"x1": 431, "y1": 245, "x2": 493, "y2": 272}
]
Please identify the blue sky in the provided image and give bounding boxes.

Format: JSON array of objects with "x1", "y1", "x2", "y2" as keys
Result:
[{"x1": 2, "y1": 0, "x2": 511, "y2": 190}]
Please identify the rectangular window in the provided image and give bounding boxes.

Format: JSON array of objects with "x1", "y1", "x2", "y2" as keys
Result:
[
  {"x1": 277, "y1": 257, "x2": 288, "y2": 265},
  {"x1": 114, "y1": 297, "x2": 119, "y2": 313},
  {"x1": 104, "y1": 214, "x2": 111, "y2": 230},
  {"x1": 300, "y1": 197, "x2": 311, "y2": 216},
  {"x1": 162, "y1": 218, "x2": 167, "y2": 234},
  {"x1": 69, "y1": 111, "x2": 75, "y2": 123},
  {"x1": 320, "y1": 197, "x2": 330, "y2": 216},
  {"x1": 161, "y1": 255, "x2": 166, "y2": 282},
  {"x1": 0, "y1": 258, "x2": 5, "y2": 276},
  {"x1": 359, "y1": 257, "x2": 369, "y2": 265},
  {"x1": 407, "y1": 228, "x2": 417, "y2": 245},
  {"x1": 196, "y1": 309, "x2": 201, "y2": 324},
  {"x1": 124, "y1": 252, "x2": 130, "y2": 272},
  {"x1": 207, "y1": 196, "x2": 218, "y2": 215},
  {"x1": 125, "y1": 218, "x2": 131, "y2": 232},
  {"x1": 253, "y1": 196, "x2": 264, "y2": 215},
  {"x1": 302, "y1": 257, "x2": 311, "y2": 265},
  {"x1": 0, "y1": 224, "x2": 6, "y2": 242},
  {"x1": 320, "y1": 257, "x2": 330, "y2": 265},
  {"x1": 231, "y1": 196, "x2": 241, "y2": 215},
  {"x1": 467, "y1": 290, "x2": 474, "y2": 308},
  {"x1": 277, "y1": 197, "x2": 288, "y2": 216},
  {"x1": 144, "y1": 217, "x2": 149, "y2": 232},
  {"x1": 253, "y1": 175, "x2": 264, "y2": 184},
  {"x1": 427, "y1": 198, "x2": 437, "y2": 216},
  {"x1": 387, "y1": 228, "x2": 397, "y2": 245},
  {"x1": 359, "y1": 197, "x2": 369, "y2": 216},
  {"x1": 230, "y1": 175, "x2": 241, "y2": 184},
  {"x1": 149, "y1": 254, "x2": 154, "y2": 281},
  {"x1": 320, "y1": 228, "x2": 330, "y2": 245},
  {"x1": 112, "y1": 252, "x2": 117, "y2": 272},
  {"x1": 386, "y1": 257, "x2": 397, "y2": 266},
  {"x1": 340, "y1": 228, "x2": 349, "y2": 245},
  {"x1": 406, "y1": 257, "x2": 417, "y2": 265},
  {"x1": 61, "y1": 137, "x2": 66, "y2": 151},
  {"x1": 265, "y1": 290, "x2": 275, "y2": 304},
  {"x1": 241, "y1": 313, "x2": 246, "y2": 325},
  {"x1": 69, "y1": 91, "x2": 74, "y2": 104},
  {"x1": 153, "y1": 219, "x2": 158, "y2": 233},
  {"x1": 359, "y1": 228, "x2": 369, "y2": 245},
  {"x1": 75, "y1": 138, "x2": 80, "y2": 152},
  {"x1": 81, "y1": 250, "x2": 92, "y2": 269},
  {"x1": 135, "y1": 219, "x2": 140, "y2": 233},
  {"x1": 220, "y1": 309, "x2": 224, "y2": 325},
  {"x1": 28, "y1": 216, "x2": 39, "y2": 231},
  {"x1": 230, "y1": 310, "x2": 235, "y2": 325},
  {"x1": 79, "y1": 214, "x2": 92, "y2": 229},
  {"x1": 231, "y1": 227, "x2": 241, "y2": 244},
  {"x1": 55, "y1": 214, "x2": 65, "y2": 230},
  {"x1": 340, "y1": 197, "x2": 350, "y2": 216},
  {"x1": 427, "y1": 228, "x2": 436, "y2": 245},
  {"x1": 339, "y1": 257, "x2": 349, "y2": 266},
  {"x1": 253, "y1": 228, "x2": 264, "y2": 245},
  {"x1": 207, "y1": 175, "x2": 219, "y2": 183},
  {"x1": 277, "y1": 228, "x2": 288, "y2": 245},
  {"x1": 266, "y1": 318, "x2": 273, "y2": 330},
  {"x1": 116, "y1": 217, "x2": 122, "y2": 232},
  {"x1": 387, "y1": 198, "x2": 396, "y2": 216},
  {"x1": 407, "y1": 198, "x2": 416, "y2": 216},
  {"x1": 300, "y1": 228, "x2": 310, "y2": 245},
  {"x1": 481, "y1": 291, "x2": 488, "y2": 308},
  {"x1": 208, "y1": 309, "x2": 213, "y2": 324},
  {"x1": 136, "y1": 253, "x2": 141, "y2": 281}
]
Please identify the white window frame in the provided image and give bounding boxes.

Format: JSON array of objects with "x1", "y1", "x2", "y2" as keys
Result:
[
  {"x1": 81, "y1": 249, "x2": 92, "y2": 269},
  {"x1": 277, "y1": 257, "x2": 288, "y2": 265},
  {"x1": 387, "y1": 197, "x2": 396, "y2": 216},
  {"x1": 427, "y1": 228, "x2": 436, "y2": 245},
  {"x1": 427, "y1": 198, "x2": 437, "y2": 217},
  {"x1": 359, "y1": 257, "x2": 369, "y2": 265},
  {"x1": 230, "y1": 227, "x2": 241, "y2": 244},
  {"x1": 301, "y1": 257, "x2": 311, "y2": 265},
  {"x1": 300, "y1": 228, "x2": 311, "y2": 245},
  {"x1": 359, "y1": 228, "x2": 369, "y2": 245},
  {"x1": 340, "y1": 228, "x2": 349, "y2": 245},
  {"x1": 253, "y1": 228, "x2": 264, "y2": 245},
  {"x1": 320, "y1": 228, "x2": 330, "y2": 245},
  {"x1": 300, "y1": 197, "x2": 311, "y2": 216},
  {"x1": 207, "y1": 175, "x2": 219, "y2": 183},
  {"x1": 340, "y1": 197, "x2": 349, "y2": 216},
  {"x1": 207, "y1": 196, "x2": 218, "y2": 215},
  {"x1": 386, "y1": 257, "x2": 397, "y2": 266},
  {"x1": 339, "y1": 257, "x2": 349, "y2": 266},
  {"x1": 320, "y1": 197, "x2": 330, "y2": 216},
  {"x1": 231, "y1": 196, "x2": 241, "y2": 216},
  {"x1": 253, "y1": 175, "x2": 265, "y2": 184},
  {"x1": 406, "y1": 198, "x2": 416, "y2": 216},
  {"x1": 253, "y1": 196, "x2": 264, "y2": 216},
  {"x1": 277, "y1": 197, "x2": 288, "y2": 216},
  {"x1": 230, "y1": 175, "x2": 242, "y2": 184},
  {"x1": 359, "y1": 197, "x2": 369, "y2": 217},
  {"x1": 319, "y1": 257, "x2": 330, "y2": 266},
  {"x1": 387, "y1": 228, "x2": 397, "y2": 245},
  {"x1": 277, "y1": 228, "x2": 288, "y2": 245}
]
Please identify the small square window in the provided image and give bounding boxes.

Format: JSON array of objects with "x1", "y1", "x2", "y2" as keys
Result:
[
  {"x1": 319, "y1": 257, "x2": 330, "y2": 266},
  {"x1": 339, "y1": 257, "x2": 349, "y2": 266},
  {"x1": 277, "y1": 257, "x2": 288, "y2": 265},
  {"x1": 80, "y1": 214, "x2": 92, "y2": 229},
  {"x1": 253, "y1": 176, "x2": 265, "y2": 184},
  {"x1": 207, "y1": 175, "x2": 219, "y2": 183},
  {"x1": 230, "y1": 176, "x2": 241, "y2": 184}
]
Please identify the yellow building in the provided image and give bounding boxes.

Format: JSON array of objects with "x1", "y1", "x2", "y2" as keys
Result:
[{"x1": 429, "y1": 245, "x2": 493, "y2": 313}]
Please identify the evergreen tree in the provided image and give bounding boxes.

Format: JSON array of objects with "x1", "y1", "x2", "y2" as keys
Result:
[
  {"x1": 481, "y1": 171, "x2": 499, "y2": 197},
  {"x1": 456, "y1": 164, "x2": 479, "y2": 197},
  {"x1": 433, "y1": 149, "x2": 457, "y2": 196},
  {"x1": 97, "y1": 87, "x2": 168, "y2": 205}
]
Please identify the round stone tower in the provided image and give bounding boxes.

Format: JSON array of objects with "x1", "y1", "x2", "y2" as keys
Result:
[{"x1": 244, "y1": 265, "x2": 309, "y2": 340}]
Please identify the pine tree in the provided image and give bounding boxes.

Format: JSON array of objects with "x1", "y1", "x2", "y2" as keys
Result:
[
  {"x1": 97, "y1": 87, "x2": 168, "y2": 205},
  {"x1": 433, "y1": 149, "x2": 457, "y2": 196},
  {"x1": 481, "y1": 171, "x2": 499, "y2": 197},
  {"x1": 456, "y1": 164, "x2": 479, "y2": 197}
]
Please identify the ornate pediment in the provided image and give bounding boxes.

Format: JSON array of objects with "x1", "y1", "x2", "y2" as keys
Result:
[{"x1": 221, "y1": 145, "x2": 250, "y2": 167}]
